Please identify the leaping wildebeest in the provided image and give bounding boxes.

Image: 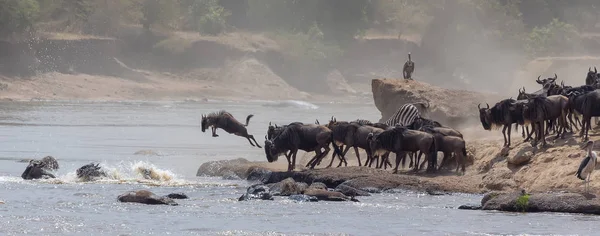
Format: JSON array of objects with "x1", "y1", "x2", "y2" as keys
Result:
[
  {"x1": 264, "y1": 123, "x2": 343, "y2": 171},
  {"x1": 367, "y1": 126, "x2": 438, "y2": 173},
  {"x1": 201, "y1": 110, "x2": 262, "y2": 148}
]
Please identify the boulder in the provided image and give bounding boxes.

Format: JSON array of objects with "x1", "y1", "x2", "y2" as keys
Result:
[
  {"x1": 507, "y1": 149, "x2": 534, "y2": 166},
  {"x1": 458, "y1": 204, "x2": 482, "y2": 210},
  {"x1": 371, "y1": 78, "x2": 497, "y2": 128},
  {"x1": 166, "y1": 193, "x2": 188, "y2": 199},
  {"x1": 238, "y1": 184, "x2": 274, "y2": 201},
  {"x1": 289, "y1": 194, "x2": 318, "y2": 202},
  {"x1": 481, "y1": 191, "x2": 600, "y2": 214},
  {"x1": 303, "y1": 188, "x2": 359, "y2": 202},
  {"x1": 335, "y1": 184, "x2": 371, "y2": 197},
  {"x1": 268, "y1": 177, "x2": 308, "y2": 196},
  {"x1": 117, "y1": 190, "x2": 179, "y2": 206}
]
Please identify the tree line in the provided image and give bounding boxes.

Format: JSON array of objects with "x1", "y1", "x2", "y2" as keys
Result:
[{"x1": 1, "y1": 0, "x2": 599, "y2": 57}]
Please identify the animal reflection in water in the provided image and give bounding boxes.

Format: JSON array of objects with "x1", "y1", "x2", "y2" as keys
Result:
[{"x1": 201, "y1": 110, "x2": 262, "y2": 148}]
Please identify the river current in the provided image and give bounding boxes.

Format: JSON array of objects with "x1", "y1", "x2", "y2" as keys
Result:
[{"x1": 0, "y1": 100, "x2": 598, "y2": 236}]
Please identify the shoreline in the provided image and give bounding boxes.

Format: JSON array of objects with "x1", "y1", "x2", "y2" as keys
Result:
[{"x1": 0, "y1": 72, "x2": 372, "y2": 104}]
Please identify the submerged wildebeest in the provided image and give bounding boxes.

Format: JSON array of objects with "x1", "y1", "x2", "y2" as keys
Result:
[
  {"x1": 420, "y1": 126, "x2": 467, "y2": 173},
  {"x1": 76, "y1": 163, "x2": 108, "y2": 181},
  {"x1": 367, "y1": 126, "x2": 437, "y2": 173},
  {"x1": 522, "y1": 95, "x2": 569, "y2": 147},
  {"x1": 569, "y1": 90, "x2": 600, "y2": 141},
  {"x1": 264, "y1": 123, "x2": 343, "y2": 171},
  {"x1": 478, "y1": 99, "x2": 527, "y2": 147},
  {"x1": 201, "y1": 110, "x2": 261, "y2": 148},
  {"x1": 21, "y1": 160, "x2": 56, "y2": 180}
]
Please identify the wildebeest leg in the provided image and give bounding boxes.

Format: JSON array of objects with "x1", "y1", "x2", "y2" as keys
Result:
[
  {"x1": 325, "y1": 145, "x2": 342, "y2": 168},
  {"x1": 438, "y1": 152, "x2": 449, "y2": 171},
  {"x1": 288, "y1": 150, "x2": 299, "y2": 172},
  {"x1": 507, "y1": 124, "x2": 512, "y2": 147},
  {"x1": 393, "y1": 151, "x2": 405, "y2": 174},
  {"x1": 501, "y1": 125, "x2": 508, "y2": 147},
  {"x1": 309, "y1": 149, "x2": 326, "y2": 169},
  {"x1": 336, "y1": 145, "x2": 352, "y2": 167},
  {"x1": 246, "y1": 134, "x2": 262, "y2": 148},
  {"x1": 540, "y1": 121, "x2": 547, "y2": 147},
  {"x1": 211, "y1": 127, "x2": 219, "y2": 137},
  {"x1": 521, "y1": 124, "x2": 526, "y2": 138},
  {"x1": 244, "y1": 136, "x2": 256, "y2": 147},
  {"x1": 353, "y1": 146, "x2": 362, "y2": 166}
]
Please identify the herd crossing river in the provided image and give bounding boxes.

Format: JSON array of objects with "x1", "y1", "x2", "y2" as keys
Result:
[{"x1": 0, "y1": 100, "x2": 599, "y2": 235}]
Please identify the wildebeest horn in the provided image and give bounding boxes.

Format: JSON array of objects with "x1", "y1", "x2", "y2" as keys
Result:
[
  {"x1": 590, "y1": 67, "x2": 592, "y2": 72},
  {"x1": 536, "y1": 75, "x2": 541, "y2": 83},
  {"x1": 264, "y1": 135, "x2": 267, "y2": 140},
  {"x1": 595, "y1": 67, "x2": 598, "y2": 73},
  {"x1": 478, "y1": 103, "x2": 481, "y2": 109},
  {"x1": 486, "y1": 103, "x2": 490, "y2": 109},
  {"x1": 553, "y1": 73, "x2": 557, "y2": 80}
]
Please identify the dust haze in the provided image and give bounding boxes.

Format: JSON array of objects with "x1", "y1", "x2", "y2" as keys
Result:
[{"x1": 0, "y1": 1, "x2": 599, "y2": 105}]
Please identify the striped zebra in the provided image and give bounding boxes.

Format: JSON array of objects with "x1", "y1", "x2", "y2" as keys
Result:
[{"x1": 384, "y1": 103, "x2": 421, "y2": 127}]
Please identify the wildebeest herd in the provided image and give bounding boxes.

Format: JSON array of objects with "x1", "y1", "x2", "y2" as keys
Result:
[
  {"x1": 200, "y1": 104, "x2": 467, "y2": 175},
  {"x1": 479, "y1": 68, "x2": 600, "y2": 149}
]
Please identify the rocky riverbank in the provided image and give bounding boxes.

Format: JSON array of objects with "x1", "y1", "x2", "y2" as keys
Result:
[{"x1": 460, "y1": 191, "x2": 600, "y2": 215}]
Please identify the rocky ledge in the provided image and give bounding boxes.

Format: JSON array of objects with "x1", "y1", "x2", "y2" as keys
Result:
[
  {"x1": 460, "y1": 191, "x2": 600, "y2": 215},
  {"x1": 197, "y1": 159, "x2": 450, "y2": 195},
  {"x1": 371, "y1": 78, "x2": 499, "y2": 128}
]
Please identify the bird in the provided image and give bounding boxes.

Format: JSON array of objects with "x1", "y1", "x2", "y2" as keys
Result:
[
  {"x1": 576, "y1": 140, "x2": 597, "y2": 194},
  {"x1": 403, "y1": 52, "x2": 415, "y2": 80}
]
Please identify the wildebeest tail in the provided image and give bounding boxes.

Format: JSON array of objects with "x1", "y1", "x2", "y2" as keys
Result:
[
  {"x1": 245, "y1": 114, "x2": 254, "y2": 126},
  {"x1": 462, "y1": 147, "x2": 467, "y2": 157}
]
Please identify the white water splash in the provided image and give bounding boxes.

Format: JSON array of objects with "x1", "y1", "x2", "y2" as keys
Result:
[{"x1": 1, "y1": 161, "x2": 238, "y2": 188}]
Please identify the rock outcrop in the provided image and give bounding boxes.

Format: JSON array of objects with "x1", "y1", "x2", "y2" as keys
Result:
[
  {"x1": 480, "y1": 191, "x2": 600, "y2": 215},
  {"x1": 371, "y1": 78, "x2": 498, "y2": 128},
  {"x1": 117, "y1": 190, "x2": 185, "y2": 206}
]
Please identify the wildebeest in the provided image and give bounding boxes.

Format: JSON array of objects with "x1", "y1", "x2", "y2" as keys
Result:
[
  {"x1": 420, "y1": 126, "x2": 467, "y2": 173},
  {"x1": 569, "y1": 90, "x2": 600, "y2": 140},
  {"x1": 522, "y1": 95, "x2": 569, "y2": 147},
  {"x1": 21, "y1": 160, "x2": 56, "y2": 180},
  {"x1": 326, "y1": 120, "x2": 380, "y2": 168},
  {"x1": 201, "y1": 110, "x2": 261, "y2": 148},
  {"x1": 264, "y1": 123, "x2": 343, "y2": 171},
  {"x1": 76, "y1": 163, "x2": 107, "y2": 181},
  {"x1": 367, "y1": 126, "x2": 437, "y2": 173},
  {"x1": 409, "y1": 117, "x2": 443, "y2": 131},
  {"x1": 478, "y1": 99, "x2": 525, "y2": 147}
]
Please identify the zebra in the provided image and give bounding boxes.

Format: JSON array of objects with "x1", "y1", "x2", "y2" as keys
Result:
[
  {"x1": 403, "y1": 53, "x2": 415, "y2": 80},
  {"x1": 384, "y1": 103, "x2": 422, "y2": 127}
]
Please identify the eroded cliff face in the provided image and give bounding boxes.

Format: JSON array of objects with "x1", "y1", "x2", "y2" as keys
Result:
[{"x1": 371, "y1": 78, "x2": 500, "y2": 128}]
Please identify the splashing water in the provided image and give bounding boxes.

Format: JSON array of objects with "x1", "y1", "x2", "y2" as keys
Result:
[{"x1": 1, "y1": 161, "x2": 238, "y2": 188}]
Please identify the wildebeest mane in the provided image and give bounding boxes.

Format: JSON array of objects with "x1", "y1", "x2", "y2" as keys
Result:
[
  {"x1": 489, "y1": 98, "x2": 516, "y2": 130},
  {"x1": 206, "y1": 110, "x2": 231, "y2": 118}
]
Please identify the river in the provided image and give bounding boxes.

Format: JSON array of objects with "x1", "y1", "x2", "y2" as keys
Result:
[{"x1": 0, "y1": 100, "x2": 598, "y2": 236}]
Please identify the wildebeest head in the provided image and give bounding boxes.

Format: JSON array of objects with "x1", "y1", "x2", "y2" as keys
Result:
[
  {"x1": 366, "y1": 132, "x2": 382, "y2": 154},
  {"x1": 586, "y1": 67, "x2": 598, "y2": 86},
  {"x1": 201, "y1": 115, "x2": 209, "y2": 132},
  {"x1": 478, "y1": 103, "x2": 492, "y2": 130},
  {"x1": 263, "y1": 137, "x2": 279, "y2": 163}
]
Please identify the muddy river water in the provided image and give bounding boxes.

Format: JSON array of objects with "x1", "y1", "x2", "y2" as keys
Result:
[{"x1": 0, "y1": 100, "x2": 598, "y2": 235}]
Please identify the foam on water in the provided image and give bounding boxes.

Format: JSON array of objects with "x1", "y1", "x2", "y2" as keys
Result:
[{"x1": 0, "y1": 161, "x2": 239, "y2": 188}]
